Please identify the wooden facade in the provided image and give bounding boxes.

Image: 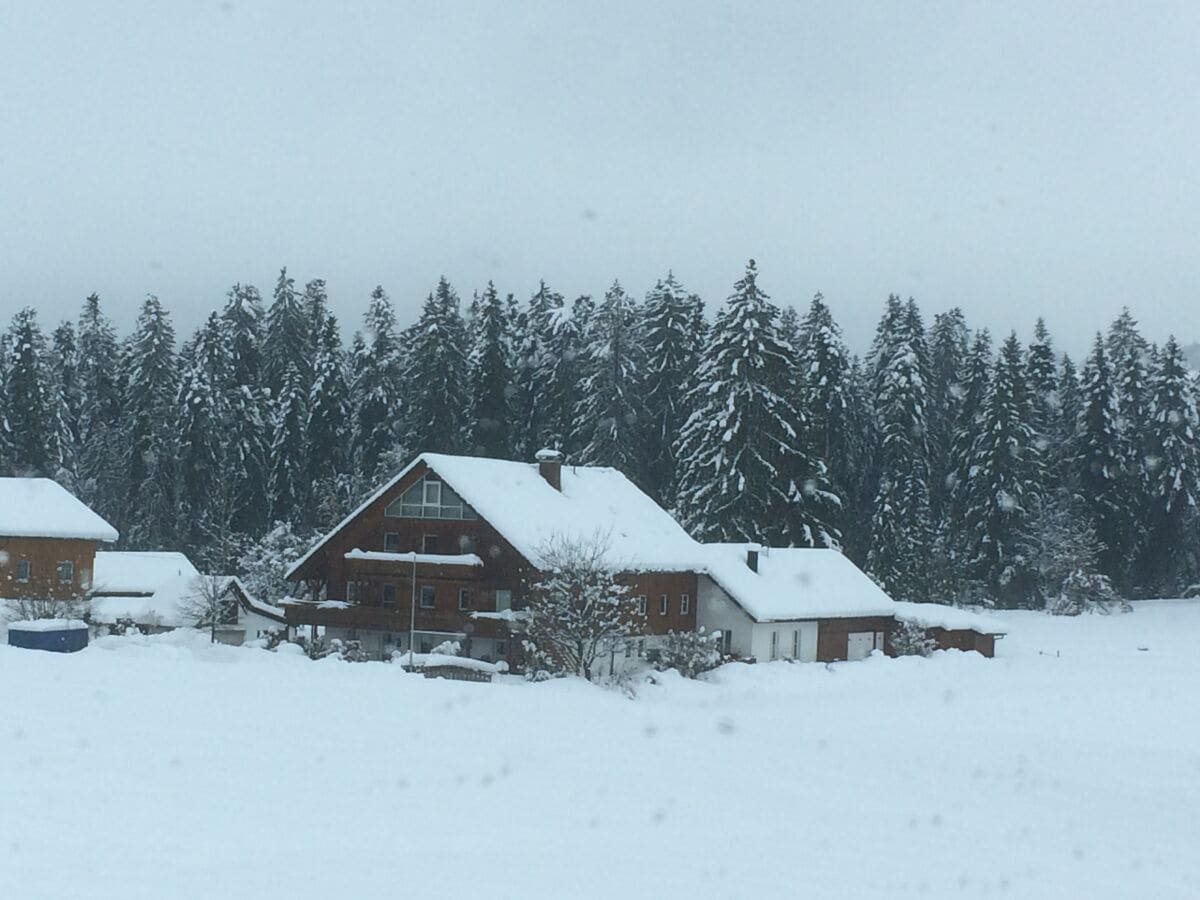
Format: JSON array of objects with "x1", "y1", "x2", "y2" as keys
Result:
[
  {"x1": 0, "y1": 536, "x2": 99, "y2": 601},
  {"x1": 286, "y1": 459, "x2": 699, "y2": 661},
  {"x1": 815, "y1": 615, "x2": 895, "y2": 662},
  {"x1": 924, "y1": 626, "x2": 997, "y2": 658}
]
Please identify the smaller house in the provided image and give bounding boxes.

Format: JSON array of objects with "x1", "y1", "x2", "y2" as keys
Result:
[
  {"x1": 88, "y1": 555, "x2": 286, "y2": 644},
  {"x1": 697, "y1": 544, "x2": 897, "y2": 662},
  {"x1": 892, "y1": 601, "x2": 1006, "y2": 658},
  {"x1": 0, "y1": 478, "x2": 118, "y2": 605}
]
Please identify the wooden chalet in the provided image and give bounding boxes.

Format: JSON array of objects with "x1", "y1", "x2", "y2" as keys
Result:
[
  {"x1": 285, "y1": 452, "x2": 1004, "y2": 668},
  {"x1": 0, "y1": 478, "x2": 118, "y2": 604},
  {"x1": 285, "y1": 450, "x2": 700, "y2": 664}
]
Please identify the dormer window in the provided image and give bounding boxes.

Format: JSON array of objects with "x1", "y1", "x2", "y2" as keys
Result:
[{"x1": 385, "y1": 475, "x2": 478, "y2": 520}]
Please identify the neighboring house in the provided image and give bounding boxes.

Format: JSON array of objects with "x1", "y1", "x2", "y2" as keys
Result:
[
  {"x1": 0, "y1": 478, "x2": 118, "y2": 604},
  {"x1": 90, "y1": 568, "x2": 286, "y2": 645},
  {"x1": 698, "y1": 544, "x2": 897, "y2": 662},
  {"x1": 285, "y1": 451, "x2": 1006, "y2": 666},
  {"x1": 91, "y1": 551, "x2": 201, "y2": 599}
]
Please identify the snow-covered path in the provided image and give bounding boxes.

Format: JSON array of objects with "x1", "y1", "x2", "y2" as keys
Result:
[{"x1": 3, "y1": 601, "x2": 1198, "y2": 899}]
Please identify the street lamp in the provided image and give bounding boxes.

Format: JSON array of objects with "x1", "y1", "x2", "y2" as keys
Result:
[{"x1": 408, "y1": 551, "x2": 418, "y2": 669}]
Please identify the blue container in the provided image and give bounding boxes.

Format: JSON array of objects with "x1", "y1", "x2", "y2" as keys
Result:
[{"x1": 7, "y1": 621, "x2": 89, "y2": 653}]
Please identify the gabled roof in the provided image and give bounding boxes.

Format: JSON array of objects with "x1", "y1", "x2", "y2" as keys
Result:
[
  {"x1": 0, "y1": 478, "x2": 119, "y2": 542},
  {"x1": 92, "y1": 551, "x2": 200, "y2": 595},
  {"x1": 89, "y1": 573, "x2": 204, "y2": 627},
  {"x1": 701, "y1": 544, "x2": 896, "y2": 621},
  {"x1": 288, "y1": 453, "x2": 703, "y2": 578}
]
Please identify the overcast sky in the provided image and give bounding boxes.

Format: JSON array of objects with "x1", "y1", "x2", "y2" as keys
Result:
[{"x1": 2, "y1": 1, "x2": 1197, "y2": 355}]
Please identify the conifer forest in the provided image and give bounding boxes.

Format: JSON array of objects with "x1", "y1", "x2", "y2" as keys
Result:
[{"x1": 2, "y1": 260, "x2": 1196, "y2": 607}]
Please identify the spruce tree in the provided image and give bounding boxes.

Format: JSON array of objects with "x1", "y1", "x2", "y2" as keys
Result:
[
  {"x1": 75, "y1": 294, "x2": 124, "y2": 520},
  {"x1": 49, "y1": 321, "x2": 82, "y2": 484},
  {"x1": 403, "y1": 277, "x2": 469, "y2": 454},
  {"x1": 263, "y1": 267, "x2": 310, "y2": 399},
  {"x1": 513, "y1": 281, "x2": 564, "y2": 456},
  {"x1": 675, "y1": 260, "x2": 838, "y2": 547},
  {"x1": 268, "y1": 361, "x2": 309, "y2": 522},
  {"x1": 176, "y1": 313, "x2": 229, "y2": 552},
  {"x1": 927, "y1": 308, "x2": 969, "y2": 522},
  {"x1": 576, "y1": 280, "x2": 646, "y2": 476},
  {"x1": 121, "y1": 295, "x2": 179, "y2": 547},
  {"x1": 351, "y1": 285, "x2": 405, "y2": 480},
  {"x1": 219, "y1": 283, "x2": 270, "y2": 535},
  {"x1": 866, "y1": 297, "x2": 934, "y2": 601},
  {"x1": 307, "y1": 314, "x2": 351, "y2": 484},
  {"x1": 2, "y1": 308, "x2": 58, "y2": 476},
  {"x1": 539, "y1": 295, "x2": 589, "y2": 454},
  {"x1": 961, "y1": 333, "x2": 1042, "y2": 606},
  {"x1": 640, "y1": 273, "x2": 705, "y2": 506},
  {"x1": 465, "y1": 282, "x2": 515, "y2": 458},
  {"x1": 1140, "y1": 337, "x2": 1200, "y2": 591},
  {"x1": 1073, "y1": 334, "x2": 1127, "y2": 583},
  {"x1": 796, "y1": 293, "x2": 854, "y2": 527}
]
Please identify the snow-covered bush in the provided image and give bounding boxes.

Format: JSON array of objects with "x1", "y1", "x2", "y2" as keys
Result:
[
  {"x1": 890, "y1": 620, "x2": 936, "y2": 656},
  {"x1": 237, "y1": 521, "x2": 315, "y2": 603},
  {"x1": 652, "y1": 628, "x2": 723, "y2": 678},
  {"x1": 1046, "y1": 570, "x2": 1131, "y2": 616},
  {"x1": 302, "y1": 637, "x2": 369, "y2": 661},
  {"x1": 430, "y1": 640, "x2": 461, "y2": 657},
  {"x1": 522, "y1": 533, "x2": 644, "y2": 681},
  {"x1": 2, "y1": 595, "x2": 86, "y2": 624}
]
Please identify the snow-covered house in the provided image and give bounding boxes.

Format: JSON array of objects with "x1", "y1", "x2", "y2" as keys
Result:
[
  {"x1": 90, "y1": 568, "x2": 286, "y2": 644},
  {"x1": 286, "y1": 451, "x2": 1002, "y2": 667},
  {"x1": 0, "y1": 478, "x2": 118, "y2": 604},
  {"x1": 285, "y1": 450, "x2": 702, "y2": 662},
  {"x1": 697, "y1": 544, "x2": 898, "y2": 662}
]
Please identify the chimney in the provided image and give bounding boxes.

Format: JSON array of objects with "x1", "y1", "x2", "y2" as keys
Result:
[
  {"x1": 746, "y1": 544, "x2": 761, "y2": 572},
  {"x1": 535, "y1": 448, "x2": 564, "y2": 491}
]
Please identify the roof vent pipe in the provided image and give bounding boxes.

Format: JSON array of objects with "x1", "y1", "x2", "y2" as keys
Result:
[{"x1": 535, "y1": 448, "x2": 564, "y2": 491}]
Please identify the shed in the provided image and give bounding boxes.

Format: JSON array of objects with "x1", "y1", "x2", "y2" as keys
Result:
[
  {"x1": 892, "y1": 601, "x2": 1007, "y2": 658},
  {"x1": 8, "y1": 619, "x2": 89, "y2": 653}
]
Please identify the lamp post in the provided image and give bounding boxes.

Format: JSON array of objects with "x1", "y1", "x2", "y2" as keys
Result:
[{"x1": 408, "y1": 551, "x2": 418, "y2": 670}]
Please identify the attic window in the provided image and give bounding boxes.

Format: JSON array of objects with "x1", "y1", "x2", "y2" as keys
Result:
[{"x1": 385, "y1": 475, "x2": 478, "y2": 520}]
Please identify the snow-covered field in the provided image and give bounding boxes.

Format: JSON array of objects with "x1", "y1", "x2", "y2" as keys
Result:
[{"x1": 3, "y1": 602, "x2": 1199, "y2": 899}]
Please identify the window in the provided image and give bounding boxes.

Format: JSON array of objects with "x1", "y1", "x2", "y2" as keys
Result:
[
  {"x1": 382, "y1": 584, "x2": 397, "y2": 607},
  {"x1": 419, "y1": 636, "x2": 433, "y2": 654},
  {"x1": 419, "y1": 585, "x2": 436, "y2": 609},
  {"x1": 792, "y1": 629, "x2": 800, "y2": 658},
  {"x1": 458, "y1": 588, "x2": 472, "y2": 611},
  {"x1": 346, "y1": 581, "x2": 359, "y2": 602},
  {"x1": 659, "y1": 594, "x2": 669, "y2": 615},
  {"x1": 636, "y1": 595, "x2": 647, "y2": 616},
  {"x1": 15, "y1": 559, "x2": 31, "y2": 582},
  {"x1": 384, "y1": 532, "x2": 401, "y2": 552},
  {"x1": 495, "y1": 640, "x2": 507, "y2": 657},
  {"x1": 385, "y1": 475, "x2": 479, "y2": 520},
  {"x1": 57, "y1": 560, "x2": 74, "y2": 584},
  {"x1": 681, "y1": 593, "x2": 690, "y2": 615},
  {"x1": 458, "y1": 534, "x2": 476, "y2": 554},
  {"x1": 770, "y1": 631, "x2": 779, "y2": 660},
  {"x1": 721, "y1": 630, "x2": 732, "y2": 654},
  {"x1": 422, "y1": 534, "x2": 439, "y2": 554},
  {"x1": 495, "y1": 589, "x2": 512, "y2": 612}
]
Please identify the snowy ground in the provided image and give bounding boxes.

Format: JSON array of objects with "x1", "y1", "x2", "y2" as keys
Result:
[{"x1": 3, "y1": 602, "x2": 1199, "y2": 899}]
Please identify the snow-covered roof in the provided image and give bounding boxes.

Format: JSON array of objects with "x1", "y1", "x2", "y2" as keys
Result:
[
  {"x1": 0, "y1": 478, "x2": 119, "y2": 542},
  {"x1": 289, "y1": 453, "x2": 704, "y2": 577},
  {"x1": 702, "y1": 544, "x2": 897, "y2": 622},
  {"x1": 92, "y1": 551, "x2": 200, "y2": 595},
  {"x1": 344, "y1": 550, "x2": 484, "y2": 567},
  {"x1": 892, "y1": 601, "x2": 1007, "y2": 634},
  {"x1": 89, "y1": 574, "x2": 206, "y2": 627}
]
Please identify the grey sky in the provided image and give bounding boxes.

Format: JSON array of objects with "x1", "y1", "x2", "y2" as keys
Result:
[{"x1": 2, "y1": 1, "x2": 1197, "y2": 355}]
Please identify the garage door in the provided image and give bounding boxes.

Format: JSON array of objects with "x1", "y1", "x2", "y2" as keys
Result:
[{"x1": 846, "y1": 631, "x2": 876, "y2": 661}]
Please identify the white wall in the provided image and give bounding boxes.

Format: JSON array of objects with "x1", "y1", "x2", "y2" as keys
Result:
[
  {"x1": 697, "y1": 575, "x2": 757, "y2": 657},
  {"x1": 698, "y1": 575, "x2": 818, "y2": 662}
]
